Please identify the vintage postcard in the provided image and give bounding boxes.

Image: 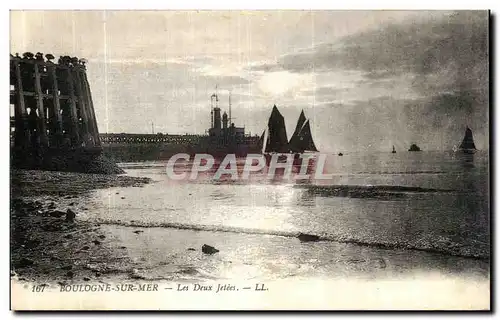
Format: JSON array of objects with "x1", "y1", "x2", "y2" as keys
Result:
[{"x1": 9, "y1": 10, "x2": 490, "y2": 310}]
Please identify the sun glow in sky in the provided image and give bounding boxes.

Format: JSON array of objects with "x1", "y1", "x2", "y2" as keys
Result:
[
  {"x1": 258, "y1": 71, "x2": 314, "y2": 96},
  {"x1": 10, "y1": 10, "x2": 489, "y2": 151}
]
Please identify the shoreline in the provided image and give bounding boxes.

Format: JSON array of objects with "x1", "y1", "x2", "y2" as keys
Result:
[
  {"x1": 10, "y1": 169, "x2": 152, "y2": 283},
  {"x1": 10, "y1": 169, "x2": 490, "y2": 285}
]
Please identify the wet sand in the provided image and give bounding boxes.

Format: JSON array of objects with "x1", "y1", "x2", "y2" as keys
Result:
[
  {"x1": 10, "y1": 169, "x2": 490, "y2": 284},
  {"x1": 10, "y1": 170, "x2": 152, "y2": 283},
  {"x1": 10, "y1": 169, "x2": 490, "y2": 310}
]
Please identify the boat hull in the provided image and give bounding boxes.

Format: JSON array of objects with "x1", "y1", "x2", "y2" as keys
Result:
[
  {"x1": 459, "y1": 148, "x2": 477, "y2": 154},
  {"x1": 263, "y1": 152, "x2": 318, "y2": 167}
]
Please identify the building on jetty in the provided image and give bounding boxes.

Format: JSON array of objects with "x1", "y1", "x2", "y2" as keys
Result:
[
  {"x1": 100, "y1": 90, "x2": 261, "y2": 161},
  {"x1": 10, "y1": 52, "x2": 102, "y2": 170}
]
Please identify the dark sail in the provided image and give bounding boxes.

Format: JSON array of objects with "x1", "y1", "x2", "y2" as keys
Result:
[
  {"x1": 265, "y1": 105, "x2": 289, "y2": 153},
  {"x1": 291, "y1": 110, "x2": 306, "y2": 139},
  {"x1": 257, "y1": 130, "x2": 265, "y2": 152},
  {"x1": 459, "y1": 127, "x2": 476, "y2": 150},
  {"x1": 288, "y1": 120, "x2": 318, "y2": 153},
  {"x1": 288, "y1": 110, "x2": 306, "y2": 151}
]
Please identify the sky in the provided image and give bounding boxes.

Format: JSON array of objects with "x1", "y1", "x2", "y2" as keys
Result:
[{"x1": 10, "y1": 10, "x2": 489, "y2": 152}]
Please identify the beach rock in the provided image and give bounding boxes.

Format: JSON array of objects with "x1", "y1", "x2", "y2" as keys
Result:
[
  {"x1": 130, "y1": 268, "x2": 146, "y2": 280},
  {"x1": 80, "y1": 246, "x2": 90, "y2": 251},
  {"x1": 130, "y1": 273, "x2": 146, "y2": 280},
  {"x1": 92, "y1": 240, "x2": 101, "y2": 245},
  {"x1": 48, "y1": 210, "x2": 66, "y2": 218},
  {"x1": 202, "y1": 244, "x2": 219, "y2": 254},
  {"x1": 63, "y1": 234, "x2": 73, "y2": 239},
  {"x1": 83, "y1": 277, "x2": 91, "y2": 281},
  {"x1": 297, "y1": 233, "x2": 320, "y2": 242},
  {"x1": 98, "y1": 235, "x2": 106, "y2": 239},
  {"x1": 47, "y1": 202, "x2": 56, "y2": 209},
  {"x1": 66, "y1": 271, "x2": 74, "y2": 278},
  {"x1": 121, "y1": 196, "x2": 125, "y2": 199},
  {"x1": 133, "y1": 230, "x2": 143, "y2": 234},
  {"x1": 187, "y1": 248, "x2": 196, "y2": 251},
  {"x1": 66, "y1": 209, "x2": 76, "y2": 222},
  {"x1": 61, "y1": 265, "x2": 72, "y2": 270},
  {"x1": 69, "y1": 202, "x2": 75, "y2": 206}
]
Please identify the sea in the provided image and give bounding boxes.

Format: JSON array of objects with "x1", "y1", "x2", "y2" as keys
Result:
[{"x1": 79, "y1": 151, "x2": 490, "y2": 281}]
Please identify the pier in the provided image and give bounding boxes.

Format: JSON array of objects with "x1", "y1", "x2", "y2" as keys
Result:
[
  {"x1": 99, "y1": 133, "x2": 261, "y2": 162},
  {"x1": 10, "y1": 53, "x2": 102, "y2": 169}
]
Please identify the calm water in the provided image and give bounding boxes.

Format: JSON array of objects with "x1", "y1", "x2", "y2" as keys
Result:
[{"x1": 81, "y1": 151, "x2": 490, "y2": 280}]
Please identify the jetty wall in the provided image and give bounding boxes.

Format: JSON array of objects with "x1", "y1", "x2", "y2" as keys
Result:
[{"x1": 99, "y1": 133, "x2": 262, "y2": 162}]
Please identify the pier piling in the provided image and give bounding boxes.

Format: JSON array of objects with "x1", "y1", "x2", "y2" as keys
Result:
[{"x1": 10, "y1": 53, "x2": 102, "y2": 169}]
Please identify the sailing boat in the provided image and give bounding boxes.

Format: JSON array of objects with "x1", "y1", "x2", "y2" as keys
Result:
[
  {"x1": 259, "y1": 105, "x2": 289, "y2": 164},
  {"x1": 392, "y1": 145, "x2": 396, "y2": 154},
  {"x1": 408, "y1": 143, "x2": 421, "y2": 152},
  {"x1": 288, "y1": 110, "x2": 306, "y2": 152},
  {"x1": 287, "y1": 110, "x2": 319, "y2": 166},
  {"x1": 264, "y1": 105, "x2": 289, "y2": 153},
  {"x1": 458, "y1": 126, "x2": 477, "y2": 154},
  {"x1": 288, "y1": 112, "x2": 318, "y2": 154},
  {"x1": 260, "y1": 106, "x2": 319, "y2": 165}
]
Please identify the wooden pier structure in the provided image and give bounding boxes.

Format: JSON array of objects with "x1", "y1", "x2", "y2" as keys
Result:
[{"x1": 10, "y1": 52, "x2": 102, "y2": 169}]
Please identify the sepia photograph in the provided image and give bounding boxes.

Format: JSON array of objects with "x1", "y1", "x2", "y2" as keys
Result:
[{"x1": 9, "y1": 9, "x2": 490, "y2": 310}]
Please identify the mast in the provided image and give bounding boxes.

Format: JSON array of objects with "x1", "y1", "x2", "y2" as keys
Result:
[
  {"x1": 229, "y1": 90, "x2": 232, "y2": 125},
  {"x1": 215, "y1": 84, "x2": 219, "y2": 108},
  {"x1": 210, "y1": 92, "x2": 215, "y2": 129}
]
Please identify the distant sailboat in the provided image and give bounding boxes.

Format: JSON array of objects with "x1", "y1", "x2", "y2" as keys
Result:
[
  {"x1": 458, "y1": 127, "x2": 477, "y2": 154},
  {"x1": 392, "y1": 145, "x2": 396, "y2": 154},
  {"x1": 408, "y1": 144, "x2": 421, "y2": 152}
]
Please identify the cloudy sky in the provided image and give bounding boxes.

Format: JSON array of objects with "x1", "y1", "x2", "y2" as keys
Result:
[{"x1": 10, "y1": 10, "x2": 489, "y2": 152}]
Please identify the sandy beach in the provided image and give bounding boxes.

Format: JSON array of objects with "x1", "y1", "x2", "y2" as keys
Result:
[
  {"x1": 11, "y1": 168, "x2": 490, "y2": 283},
  {"x1": 10, "y1": 167, "x2": 491, "y2": 310},
  {"x1": 10, "y1": 169, "x2": 151, "y2": 283}
]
